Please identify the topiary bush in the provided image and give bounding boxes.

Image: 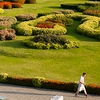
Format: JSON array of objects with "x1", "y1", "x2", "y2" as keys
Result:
[
  {"x1": 0, "y1": 8, "x2": 4, "y2": 14},
  {"x1": 23, "y1": 34, "x2": 78, "y2": 49},
  {"x1": 0, "y1": 73, "x2": 8, "y2": 82},
  {"x1": 32, "y1": 77, "x2": 45, "y2": 88},
  {"x1": 15, "y1": 13, "x2": 36, "y2": 21},
  {"x1": 0, "y1": 29, "x2": 16, "y2": 40}
]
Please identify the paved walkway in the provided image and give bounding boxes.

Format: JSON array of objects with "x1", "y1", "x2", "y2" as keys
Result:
[{"x1": 0, "y1": 83, "x2": 100, "y2": 100}]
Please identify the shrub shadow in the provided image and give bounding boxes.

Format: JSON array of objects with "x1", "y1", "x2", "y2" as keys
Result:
[{"x1": 0, "y1": 40, "x2": 27, "y2": 49}]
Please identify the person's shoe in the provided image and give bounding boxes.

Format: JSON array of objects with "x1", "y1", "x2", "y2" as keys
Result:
[
  {"x1": 85, "y1": 94, "x2": 88, "y2": 97},
  {"x1": 75, "y1": 94, "x2": 78, "y2": 97}
]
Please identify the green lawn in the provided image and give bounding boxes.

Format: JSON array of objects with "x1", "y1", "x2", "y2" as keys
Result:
[{"x1": 0, "y1": 0, "x2": 100, "y2": 85}]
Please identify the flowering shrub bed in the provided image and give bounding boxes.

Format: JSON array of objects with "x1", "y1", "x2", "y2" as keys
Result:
[
  {"x1": 0, "y1": 73, "x2": 100, "y2": 95},
  {"x1": 0, "y1": 29, "x2": 16, "y2": 40},
  {"x1": 83, "y1": 10, "x2": 100, "y2": 16},
  {"x1": 14, "y1": 14, "x2": 67, "y2": 36},
  {"x1": 0, "y1": 2, "x2": 22, "y2": 9},
  {"x1": 0, "y1": 16, "x2": 17, "y2": 29},
  {"x1": 15, "y1": 13, "x2": 36, "y2": 21},
  {"x1": 23, "y1": 34, "x2": 78, "y2": 49}
]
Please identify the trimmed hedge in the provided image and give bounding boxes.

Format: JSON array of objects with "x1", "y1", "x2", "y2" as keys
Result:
[
  {"x1": 0, "y1": 73, "x2": 100, "y2": 95},
  {"x1": 77, "y1": 16, "x2": 100, "y2": 40},
  {"x1": 14, "y1": 14, "x2": 67, "y2": 36}
]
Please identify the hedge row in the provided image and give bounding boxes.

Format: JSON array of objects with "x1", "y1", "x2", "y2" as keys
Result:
[
  {"x1": 0, "y1": 2, "x2": 22, "y2": 9},
  {"x1": 77, "y1": 16, "x2": 100, "y2": 40},
  {"x1": 14, "y1": 14, "x2": 68, "y2": 36},
  {"x1": 0, "y1": 73, "x2": 100, "y2": 95}
]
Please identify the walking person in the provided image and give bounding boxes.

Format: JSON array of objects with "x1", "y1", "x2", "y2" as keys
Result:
[{"x1": 75, "y1": 73, "x2": 88, "y2": 97}]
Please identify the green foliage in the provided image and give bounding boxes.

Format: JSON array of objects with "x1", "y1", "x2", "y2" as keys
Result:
[
  {"x1": 0, "y1": 8, "x2": 4, "y2": 14},
  {"x1": 23, "y1": 34, "x2": 78, "y2": 49},
  {"x1": 14, "y1": 14, "x2": 67, "y2": 36},
  {"x1": 32, "y1": 77, "x2": 45, "y2": 87},
  {"x1": 0, "y1": 73, "x2": 8, "y2": 82},
  {"x1": 77, "y1": 16, "x2": 100, "y2": 40}
]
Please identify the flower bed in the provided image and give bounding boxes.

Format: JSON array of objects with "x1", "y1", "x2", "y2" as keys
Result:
[{"x1": 14, "y1": 14, "x2": 67, "y2": 36}]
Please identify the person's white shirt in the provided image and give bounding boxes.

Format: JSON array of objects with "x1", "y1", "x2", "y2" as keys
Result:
[{"x1": 79, "y1": 75, "x2": 84, "y2": 84}]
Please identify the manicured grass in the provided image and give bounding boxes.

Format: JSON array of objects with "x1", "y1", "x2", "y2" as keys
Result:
[{"x1": 0, "y1": 0, "x2": 100, "y2": 85}]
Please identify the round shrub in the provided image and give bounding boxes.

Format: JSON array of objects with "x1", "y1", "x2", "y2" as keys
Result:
[
  {"x1": 23, "y1": 34, "x2": 78, "y2": 49},
  {"x1": 15, "y1": 13, "x2": 36, "y2": 21},
  {"x1": 0, "y1": 8, "x2": 4, "y2": 14},
  {"x1": 0, "y1": 29, "x2": 16, "y2": 40},
  {"x1": 0, "y1": 73, "x2": 8, "y2": 82},
  {"x1": 32, "y1": 77, "x2": 45, "y2": 88}
]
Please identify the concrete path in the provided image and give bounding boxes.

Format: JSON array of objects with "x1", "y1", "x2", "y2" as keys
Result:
[{"x1": 0, "y1": 83, "x2": 100, "y2": 100}]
